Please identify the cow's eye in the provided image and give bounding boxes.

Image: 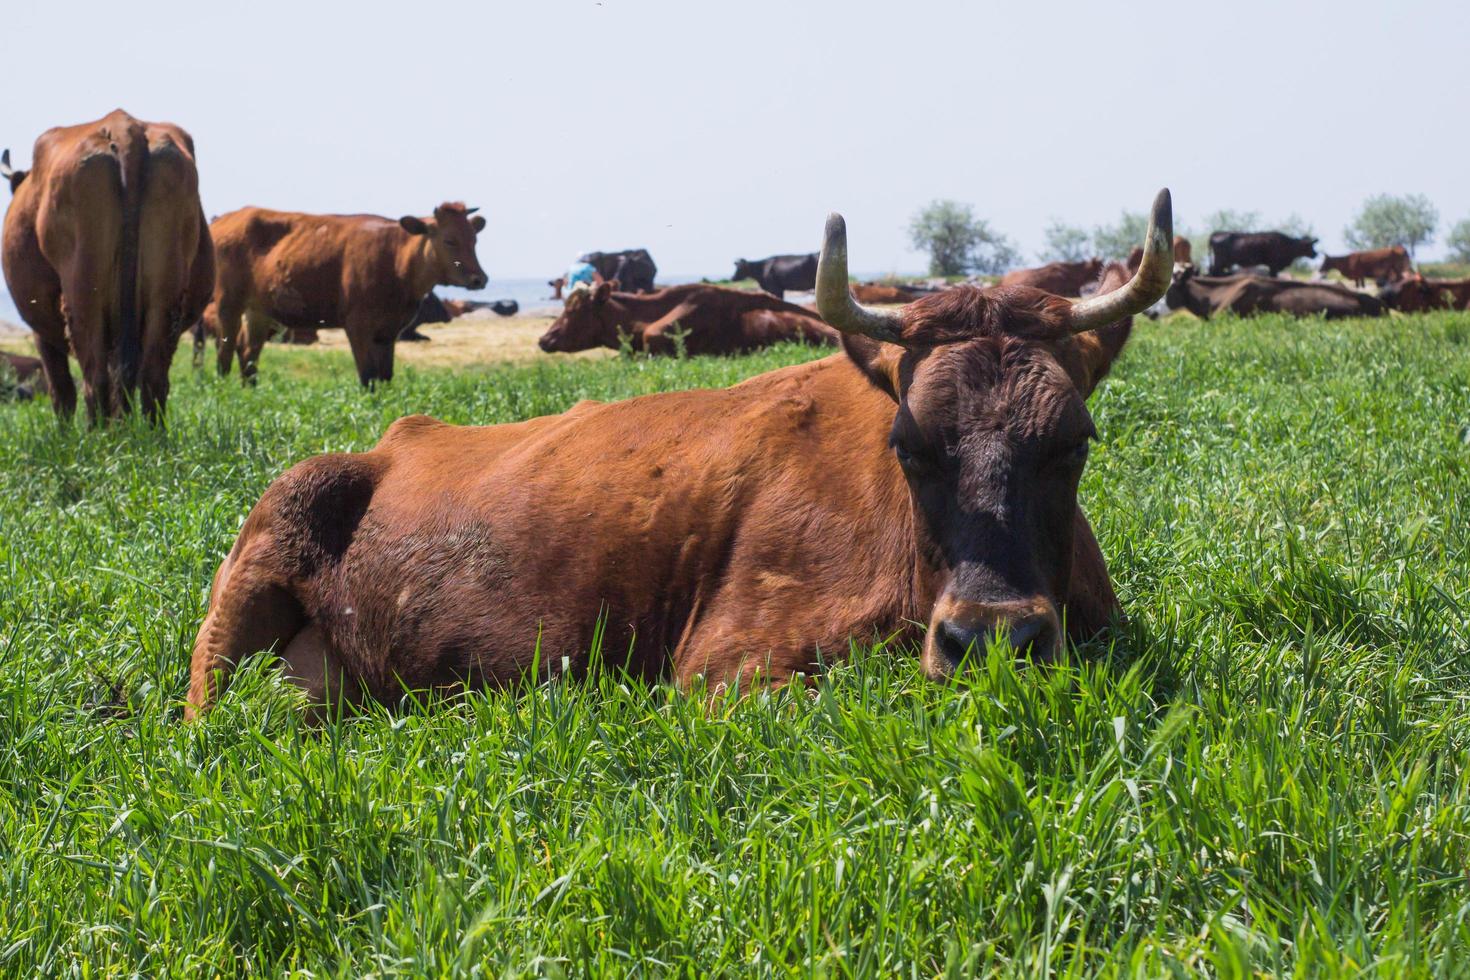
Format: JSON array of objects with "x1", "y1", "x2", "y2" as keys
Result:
[
  {"x1": 444, "y1": 239, "x2": 459, "y2": 247},
  {"x1": 893, "y1": 442, "x2": 933, "y2": 475},
  {"x1": 1062, "y1": 441, "x2": 1090, "y2": 468}
]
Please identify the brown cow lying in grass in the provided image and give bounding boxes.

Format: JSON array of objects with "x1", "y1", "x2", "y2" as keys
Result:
[
  {"x1": 186, "y1": 190, "x2": 1176, "y2": 720},
  {"x1": 537, "y1": 282, "x2": 835, "y2": 355},
  {"x1": 1000, "y1": 259, "x2": 1103, "y2": 297},
  {"x1": 1378, "y1": 274, "x2": 1470, "y2": 312}
]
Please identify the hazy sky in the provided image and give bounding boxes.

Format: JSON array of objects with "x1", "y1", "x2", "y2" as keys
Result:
[{"x1": 3, "y1": 0, "x2": 1468, "y2": 299}]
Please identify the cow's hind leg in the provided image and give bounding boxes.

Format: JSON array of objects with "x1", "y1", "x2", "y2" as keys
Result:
[
  {"x1": 186, "y1": 551, "x2": 306, "y2": 720},
  {"x1": 34, "y1": 337, "x2": 76, "y2": 420},
  {"x1": 277, "y1": 623, "x2": 363, "y2": 724}
]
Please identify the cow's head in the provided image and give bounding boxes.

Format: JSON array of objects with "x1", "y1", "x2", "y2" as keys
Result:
[
  {"x1": 539, "y1": 280, "x2": 622, "y2": 352},
  {"x1": 400, "y1": 202, "x2": 488, "y2": 290},
  {"x1": 817, "y1": 190, "x2": 1173, "y2": 678},
  {"x1": 0, "y1": 149, "x2": 26, "y2": 194},
  {"x1": 1295, "y1": 236, "x2": 1319, "y2": 260},
  {"x1": 1378, "y1": 274, "x2": 1447, "y2": 313},
  {"x1": 731, "y1": 259, "x2": 758, "y2": 282}
]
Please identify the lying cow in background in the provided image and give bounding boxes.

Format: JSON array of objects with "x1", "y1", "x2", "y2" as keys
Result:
[
  {"x1": 1167, "y1": 265, "x2": 1383, "y2": 319},
  {"x1": 580, "y1": 249, "x2": 657, "y2": 293},
  {"x1": 731, "y1": 253, "x2": 819, "y2": 299},
  {"x1": 1208, "y1": 231, "x2": 1318, "y2": 276},
  {"x1": 538, "y1": 282, "x2": 835, "y2": 355},
  {"x1": 2, "y1": 110, "x2": 213, "y2": 422},
  {"x1": 184, "y1": 190, "x2": 1176, "y2": 719},
  {"x1": 399, "y1": 294, "x2": 496, "y2": 341},
  {"x1": 1000, "y1": 258, "x2": 1102, "y2": 297},
  {"x1": 850, "y1": 282, "x2": 927, "y2": 303},
  {"x1": 1, "y1": 349, "x2": 45, "y2": 400},
  {"x1": 1378, "y1": 274, "x2": 1470, "y2": 312},
  {"x1": 1319, "y1": 246, "x2": 1412, "y2": 287},
  {"x1": 204, "y1": 203, "x2": 487, "y2": 385}
]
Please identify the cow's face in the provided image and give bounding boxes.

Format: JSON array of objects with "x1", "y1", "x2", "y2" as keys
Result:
[
  {"x1": 400, "y1": 202, "x2": 488, "y2": 290},
  {"x1": 539, "y1": 281, "x2": 619, "y2": 352},
  {"x1": 1297, "y1": 237, "x2": 1319, "y2": 260},
  {"x1": 815, "y1": 193, "x2": 1173, "y2": 678},
  {"x1": 1379, "y1": 276, "x2": 1444, "y2": 313},
  {"x1": 731, "y1": 259, "x2": 756, "y2": 281}
]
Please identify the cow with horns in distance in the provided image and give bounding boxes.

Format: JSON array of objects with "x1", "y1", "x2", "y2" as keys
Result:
[
  {"x1": 1, "y1": 110, "x2": 214, "y2": 422},
  {"x1": 203, "y1": 203, "x2": 488, "y2": 386},
  {"x1": 184, "y1": 190, "x2": 1177, "y2": 720}
]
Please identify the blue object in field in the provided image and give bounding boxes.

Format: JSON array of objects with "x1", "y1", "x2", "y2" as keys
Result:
[{"x1": 566, "y1": 261, "x2": 596, "y2": 292}]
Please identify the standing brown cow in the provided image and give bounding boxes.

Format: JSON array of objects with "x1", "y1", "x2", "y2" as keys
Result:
[
  {"x1": 184, "y1": 189, "x2": 1175, "y2": 720},
  {"x1": 205, "y1": 203, "x2": 487, "y2": 386},
  {"x1": 1, "y1": 110, "x2": 213, "y2": 422},
  {"x1": 1127, "y1": 235, "x2": 1191, "y2": 273},
  {"x1": 1319, "y1": 246, "x2": 1412, "y2": 287}
]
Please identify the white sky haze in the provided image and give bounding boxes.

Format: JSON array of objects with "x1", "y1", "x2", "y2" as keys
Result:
[{"x1": 3, "y1": 0, "x2": 1468, "y2": 297}]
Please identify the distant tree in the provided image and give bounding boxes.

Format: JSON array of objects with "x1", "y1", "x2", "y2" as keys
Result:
[
  {"x1": 1344, "y1": 193, "x2": 1438, "y2": 257},
  {"x1": 909, "y1": 200, "x2": 1019, "y2": 276},
  {"x1": 1201, "y1": 208, "x2": 1263, "y2": 234},
  {"x1": 1038, "y1": 220, "x2": 1091, "y2": 263},
  {"x1": 1090, "y1": 210, "x2": 1148, "y2": 261},
  {"x1": 1446, "y1": 218, "x2": 1470, "y2": 264}
]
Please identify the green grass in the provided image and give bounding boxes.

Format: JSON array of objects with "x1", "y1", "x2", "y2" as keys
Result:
[{"x1": 2, "y1": 311, "x2": 1469, "y2": 975}]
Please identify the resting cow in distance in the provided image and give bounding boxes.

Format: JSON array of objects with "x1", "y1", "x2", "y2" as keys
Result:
[
  {"x1": 1166, "y1": 265, "x2": 1384, "y2": 319},
  {"x1": 204, "y1": 203, "x2": 487, "y2": 385},
  {"x1": 1, "y1": 110, "x2": 213, "y2": 422},
  {"x1": 1001, "y1": 259, "x2": 1103, "y2": 297},
  {"x1": 538, "y1": 282, "x2": 835, "y2": 355},
  {"x1": 185, "y1": 190, "x2": 1176, "y2": 720}
]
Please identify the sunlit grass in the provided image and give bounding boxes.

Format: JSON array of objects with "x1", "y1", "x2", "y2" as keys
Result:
[{"x1": 1, "y1": 312, "x2": 1468, "y2": 974}]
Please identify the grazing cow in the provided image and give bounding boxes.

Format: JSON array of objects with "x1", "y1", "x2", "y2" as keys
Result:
[
  {"x1": 731, "y1": 253, "x2": 819, "y2": 299},
  {"x1": 1000, "y1": 259, "x2": 1103, "y2": 297},
  {"x1": 1319, "y1": 246, "x2": 1412, "y2": 287},
  {"x1": 2, "y1": 349, "x2": 45, "y2": 400},
  {"x1": 184, "y1": 190, "x2": 1176, "y2": 720},
  {"x1": 1378, "y1": 274, "x2": 1470, "y2": 312},
  {"x1": 538, "y1": 282, "x2": 836, "y2": 355},
  {"x1": 205, "y1": 203, "x2": 487, "y2": 385},
  {"x1": 1166, "y1": 265, "x2": 1384, "y2": 319},
  {"x1": 579, "y1": 249, "x2": 657, "y2": 293},
  {"x1": 1208, "y1": 231, "x2": 1317, "y2": 276},
  {"x1": 1, "y1": 110, "x2": 213, "y2": 422}
]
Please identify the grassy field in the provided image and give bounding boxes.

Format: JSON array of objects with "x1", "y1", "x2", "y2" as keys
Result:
[{"x1": 2, "y1": 310, "x2": 1469, "y2": 975}]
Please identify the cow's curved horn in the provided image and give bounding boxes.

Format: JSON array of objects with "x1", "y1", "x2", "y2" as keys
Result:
[
  {"x1": 0, "y1": 150, "x2": 11, "y2": 179},
  {"x1": 816, "y1": 212, "x2": 904, "y2": 344},
  {"x1": 465, "y1": 206, "x2": 480, "y2": 215},
  {"x1": 1068, "y1": 188, "x2": 1173, "y2": 333}
]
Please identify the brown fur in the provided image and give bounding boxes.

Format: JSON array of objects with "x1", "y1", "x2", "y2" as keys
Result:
[
  {"x1": 850, "y1": 282, "x2": 924, "y2": 304},
  {"x1": 538, "y1": 282, "x2": 836, "y2": 355},
  {"x1": 1166, "y1": 266, "x2": 1384, "y2": 319},
  {"x1": 1127, "y1": 237, "x2": 1191, "y2": 273},
  {"x1": 188, "y1": 275, "x2": 1138, "y2": 718},
  {"x1": 1320, "y1": 246, "x2": 1411, "y2": 287},
  {"x1": 203, "y1": 203, "x2": 487, "y2": 385},
  {"x1": 2, "y1": 109, "x2": 212, "y2": 422},
  {"x1": 1379, "y1": 274, "x2": 1470, "y2": 312},
  {"x1": 1000, "y1": 259, "x2": 1103, "y2": 297}
]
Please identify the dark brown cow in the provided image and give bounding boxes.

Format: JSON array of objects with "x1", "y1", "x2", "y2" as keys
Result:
[
  {"x1": 1319, "y1": 246, "x2": 1412, "y2": 287},
  {"x1": 205, "y1": 203, "x2": 486, "y2": 385},
  {"x1": 184, "y1": 190, "x2": 1175, "y2": 719},
  {"x1": 1166, "y1": 265, "x2": 1384, "y2": 319},
  {"x1": 538, "y1": 282, "x2": 836, "y2": 355},
  {"x1": 1000, "y1": 258, "x2": 1103, "y2": 296},
  {"x1": 1, "y1": 110, "x2": 213, "y2": 422},
  {"x1": 1378, "y1": 274, "x2": 1470, "y2": 312}
]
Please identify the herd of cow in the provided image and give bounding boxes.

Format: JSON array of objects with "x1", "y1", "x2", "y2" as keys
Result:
[{"x1": 0, "y1": 110, "x2": 1464, "y2": 719}]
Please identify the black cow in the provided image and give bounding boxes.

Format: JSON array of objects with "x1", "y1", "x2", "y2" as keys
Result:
[
  {"x1": 1208, "y1": 231, "x2": 1318, "y2": 276},
  {"x1": 731, "y1": 253, "x2": 819, "y2": 299},
  {"x1": 579, "y1": 249, "x2": 657, "y2": 293}
]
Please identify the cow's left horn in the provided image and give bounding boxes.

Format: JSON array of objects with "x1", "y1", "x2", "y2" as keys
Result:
[
  {"x1": 1068, "y1": 188, "x2": 1173, "y2": 333},
  {"x1": 0, "y1": 150, "x2": 11, "y2": 179},
  {"x1": 816, "y1": 213, "x2": 904, "y2": 344},
  {"x1": 465, "y1": 206, "x2": 480, "y2": 215}
]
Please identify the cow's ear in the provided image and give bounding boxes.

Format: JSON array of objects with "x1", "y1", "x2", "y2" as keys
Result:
[
  {"x1": 593, "y1": 281, "x2": 614, "y2": 303},
  {"x1": 841, "y1": 335, "x2": 903, "y2": 402},
  {"x1": 400, "y1": 216, "x2": 429, "y2": 235},
  {"x1": 1067, "y1": 319, "x2": 1132, "y2": 398},
  {"x1": 470, "y1": 215, "x2": 486, "y2": 233}
]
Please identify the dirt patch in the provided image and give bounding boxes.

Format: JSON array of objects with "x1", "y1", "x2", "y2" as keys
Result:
[{"x1": 314, "y1": 313, "x2": 615, "y2": 367}]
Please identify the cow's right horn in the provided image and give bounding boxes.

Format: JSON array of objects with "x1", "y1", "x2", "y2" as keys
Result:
[
  {"x1": 1067, "y1": 188, "x2": 1174, "y2": 333},
  {"x1": 0, "y1": 150, "x2": 11, "y2": 179},
  {"x1": 817, "y1": 213, "x2": 905, "y2": 344}
]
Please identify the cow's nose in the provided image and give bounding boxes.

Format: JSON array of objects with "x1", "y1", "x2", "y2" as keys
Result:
[
  {"x1": 934, "y1": 614, "x2": 1054, "y2": 668},
  {"x1": 467, "y1": 273, "x2": 488, "y2": 290}
]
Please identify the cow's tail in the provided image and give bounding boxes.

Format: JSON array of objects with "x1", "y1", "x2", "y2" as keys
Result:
[{"x1": 115, "y1": 120, "x2": 148, "y2": 399}]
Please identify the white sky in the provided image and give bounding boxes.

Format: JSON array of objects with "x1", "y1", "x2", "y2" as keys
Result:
[{"x1": 3, "y1": 0, "x2": 1468, "y2": 288}]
